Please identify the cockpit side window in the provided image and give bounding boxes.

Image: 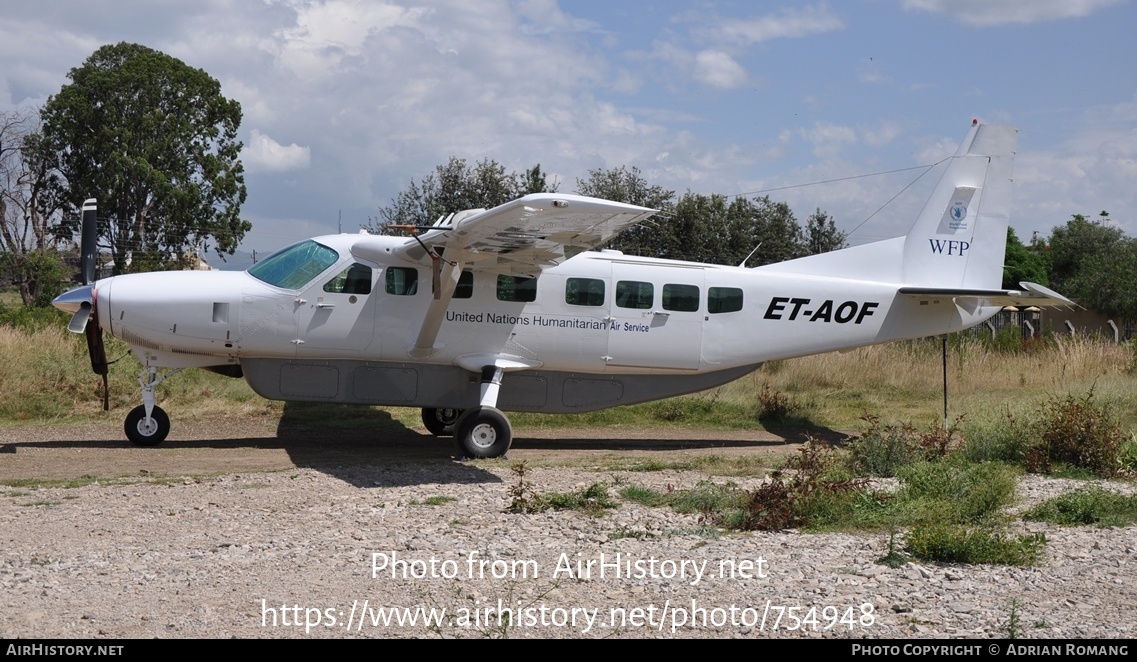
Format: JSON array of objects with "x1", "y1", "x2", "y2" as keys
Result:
[{"x1": 248, "y1": 240, "x2": 339, "y2": 290}]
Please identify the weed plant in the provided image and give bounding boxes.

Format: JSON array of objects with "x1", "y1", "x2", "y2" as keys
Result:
[
  {"x1": 847, "y1": 416, "x2": 962, "y2": 477},
  {"x1": 755, "y1": 383, "x2": 812, "y2": 427},
  {"x1": 905, "y1": 523, "x2": 1046, "y2": 566},
  {"x1": 961, "y1": 410, "x2": 1034, "y2": 464},
  {"x1": 1023, "y1": 488, "x2": 1137, "y2": 527},
  {"x1": 1121, "y1": 436, "x2": 1137, "y2": 475},
  {"x1": 896, "y1": 460, "x2": 1017, "y2": 525},
  {"x1": 507, "y1": 463, "x2": 617, "y2": 516}
]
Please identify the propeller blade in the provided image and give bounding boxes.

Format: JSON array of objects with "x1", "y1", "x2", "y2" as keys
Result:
[
  {"x1": 80, "y1": 198, "x2": 98, "y2": 285},
  {"x1": 67, "y1": 304, "x2": 92, "y2": 333}
]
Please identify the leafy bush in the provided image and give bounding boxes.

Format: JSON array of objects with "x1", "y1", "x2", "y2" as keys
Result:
[
  {"x1": 755, "y1": 383, "x2": 815, "y2": 428},
  {"x1": 0, "y1": 305, "x2": 69, "y2": 332},
  {"x1": 507, "y1": 463, "x2": 619, "y2": 516},
  {"x1": 847, "y1": 417, "x2": 961, "y2": 477},
  {"x1": 906, "y1": 523, "x2": 1046, "y2": 566},
  {"x1": 984, "y1": 324, "x2": 1027, "y2": 353},
  {"x1": 1027, "y1": 391, "x2": 1124, "y2": 477},
  {"x1": 736, "y1": 439, "x2": 872, "y2": 531}
]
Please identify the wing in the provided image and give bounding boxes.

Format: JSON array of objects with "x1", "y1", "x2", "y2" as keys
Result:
[
  {"x1": 351, "y1": 193, "x2": 657, "y2": 360},
  {"x1": 395, "y1": 193, "x2": 657, "y2": 276},
  {"x1": 899, "y1": 281, "x2": 1075, "y2": 307}
]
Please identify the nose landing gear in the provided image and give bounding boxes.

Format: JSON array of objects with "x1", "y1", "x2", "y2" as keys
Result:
[{"x1": 123, "y1": 367, "x2": 182, "y2": 446}]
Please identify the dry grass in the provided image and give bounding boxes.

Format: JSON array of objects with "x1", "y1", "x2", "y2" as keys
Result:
[
  {"x1": 713, "y1": 336, "x2": 1137, "y2": 431},
  {"x1": 1, "y1": 323, "x2": 1135, "y2": 435},
  {"x1": 0, "y1": 326, "x2": 277, "y2": 422}
]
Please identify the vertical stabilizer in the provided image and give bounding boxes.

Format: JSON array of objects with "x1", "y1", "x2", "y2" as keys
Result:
[{"x1": 901, "y1": 123, "x2": 1018, "y2": 288}]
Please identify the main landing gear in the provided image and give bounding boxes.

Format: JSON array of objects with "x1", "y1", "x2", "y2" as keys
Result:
[
  {"x1": 124, "y1": 367, "x2": 181, "y2": 446},
  {"x1": 421, "y1": 407, "x2": 462, "y2": 436},
  {"x1": 421, "y1": 365, "x2": 514, "y2": 459}
]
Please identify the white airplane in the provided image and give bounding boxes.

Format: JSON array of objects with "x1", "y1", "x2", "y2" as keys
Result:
[{"x1": 53, "y1": 122, "x2": 1070, "y2": 458}]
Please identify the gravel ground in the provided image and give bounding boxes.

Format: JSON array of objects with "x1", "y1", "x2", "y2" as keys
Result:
[{"x1": 0, "y1": 415, "x2": 1134, "y2": 639}]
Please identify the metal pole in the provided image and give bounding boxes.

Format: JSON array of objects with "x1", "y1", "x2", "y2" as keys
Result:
[{"x1": 942, "y1": 334, "x2": 949, "y2": 429}]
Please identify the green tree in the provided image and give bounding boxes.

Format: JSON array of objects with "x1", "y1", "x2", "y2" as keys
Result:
[
  {"x1": 0, "y1": 108, "x2": 71, "y2": 306},
  {"x1": 576, "y1": 167, "x2": 813, "y2": 266},
  {"x1": 575, "y1": 165, "x2": 675, "y2": 256},
  {"x1": 1002, "y1": 227, "x2": 1048, "y2": 289},
  {"x1": 1045, "y1": 212, "x2": 1137, "y2": 326},
  {"x1": 803, "y1": 208, "x2": 846, "y2": 255},
  {"x1": 40, "y1": 42, "x2": 248, "y2": 275},
  {"x1": 729, "y1": 195, "x2": 807, "y2": 266},
  {"x1": 1046, "y1": 212, "x2": 1123, "y2": 291},
  {"x1": 374, "y1": 158, "x2": 557, "y2": 229}
]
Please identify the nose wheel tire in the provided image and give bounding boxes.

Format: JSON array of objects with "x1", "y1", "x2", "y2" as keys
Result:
[
  {"x1": 421, "y1": 407, "x2": 463, "y2": 437},
  {"x1": 124, "y1": 405, "x2": 170, "y2": 446},
  {"x1": 453, "y1": 407, "x2": 512, "y2": 459}
]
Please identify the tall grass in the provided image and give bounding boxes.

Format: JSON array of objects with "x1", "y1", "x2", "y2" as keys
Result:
[
  {"x1": 2, "y1": 319, "x2": 1136, "y2": 435},
  {"x1": 715, "y1": 335, "x2": 1137, "y2": 431},
  {"x1": 0, "y1": 325, "x2": 273, "y2": 422}
]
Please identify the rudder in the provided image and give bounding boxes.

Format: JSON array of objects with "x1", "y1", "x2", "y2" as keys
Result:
[{"x1": 901, "y1": 123, "x2": 1018, "y2": 289}]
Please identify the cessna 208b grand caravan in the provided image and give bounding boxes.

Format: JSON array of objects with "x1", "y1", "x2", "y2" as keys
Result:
[{"x1": 53, "y1": 122, "x2": 1070, "y2": 458}]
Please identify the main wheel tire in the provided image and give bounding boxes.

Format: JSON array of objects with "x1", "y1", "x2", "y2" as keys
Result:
[
  {"x1": 421, "y1": 407, "x2": 462, "y2": 437},
  {"x1": 124, "y1": 405, "x2": 170, "y2": 447},
  {"x1": 453, "y1": 407, "x2": 512, "y2": 459}
]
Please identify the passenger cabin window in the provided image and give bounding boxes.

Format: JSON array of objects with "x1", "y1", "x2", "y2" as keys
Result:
[
  {"x1": 455, "y1": 271, "x2": 474, "y2": 299},
  {"x1": 323, "y1": 263, "x2": 373, "y2": 294},
  {"x1": 662, "y1": 284, "x2": 699, "y2": 312},
  {"x1": 616, "y1": 280, "x2": 653, "y2": 309},
  {"x1": 385, "y1": 267, "x2": 418, "y2": 296},
  {"x1": 433, "y1": 270, "x2": 474, "y2": 299},
  {"x1": 565, "y1": 277, "x2": 604, "y2": 306},
  {"x1": 497, "y1": 275, "x2": 537, "y2": 302},
  {"x1": 708, "y1": 287, "x2": 744, "y2": 313},
  {"x1": 247, "y1": 240, "x2": 338, "y2": 290}
]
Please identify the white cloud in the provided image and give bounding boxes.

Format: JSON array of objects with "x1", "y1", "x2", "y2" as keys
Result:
[
  {"x1": 693, "y1": 50, "x2": 747, "y2": 89},
  {"x1": 857, "y1": 58, "x2": 886, "y2": 84},
  {"x1": 801, "y1": 121, "x2": 858, "y2": 158},
  {"x1": 5, "y1": 0, "x2": 1135, "y2": 254},
  {"x1": 902, "y1": 0, "x2": 1124, "y2": 27},
  {"x1": 244, "y1": 130, "x2": 311, "y2": 172},
  {"x1": 863, "y1": 121, "x2": 906, "y2": 147},
  {"x1": 713, "y1": 3, "x2": 844, "y2": 45}
]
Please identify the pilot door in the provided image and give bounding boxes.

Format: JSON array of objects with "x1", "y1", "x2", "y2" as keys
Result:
[{"x1": 295, "y1": 262, "x2": 378, "y2": 355}]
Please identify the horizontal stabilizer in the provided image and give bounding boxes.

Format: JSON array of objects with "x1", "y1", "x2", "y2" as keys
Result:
[{"x1": 899, "y1": 281, "x2": 1075, "y2": 308}]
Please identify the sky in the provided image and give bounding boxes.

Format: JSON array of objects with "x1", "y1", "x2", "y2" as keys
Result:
[{"x1": 2, "y1": 0, "x2": 1135, "y2": 258}]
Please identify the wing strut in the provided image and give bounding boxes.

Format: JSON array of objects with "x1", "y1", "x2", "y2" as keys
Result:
[{"x1": 409, "y1": 256, "x2": 463, "y2": 358}]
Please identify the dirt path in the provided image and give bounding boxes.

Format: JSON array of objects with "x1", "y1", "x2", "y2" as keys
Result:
[{"x1": 0, "y1": 412, "x2": 821, "y2": 482}]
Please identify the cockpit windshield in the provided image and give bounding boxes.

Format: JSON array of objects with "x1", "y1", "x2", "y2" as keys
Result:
[{"x1": 247, "y1": 240, "x2": 339, "y2": 290}]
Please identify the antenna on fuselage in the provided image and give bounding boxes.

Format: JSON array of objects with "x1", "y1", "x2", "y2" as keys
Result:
[{"x1": 738, "y1": 242, "x2": 762, "y2": 268}]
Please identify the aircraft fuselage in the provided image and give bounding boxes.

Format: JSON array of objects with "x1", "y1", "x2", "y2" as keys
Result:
[{"x1": 90, "y1": 233, "x2": 996, "y2": 412}]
